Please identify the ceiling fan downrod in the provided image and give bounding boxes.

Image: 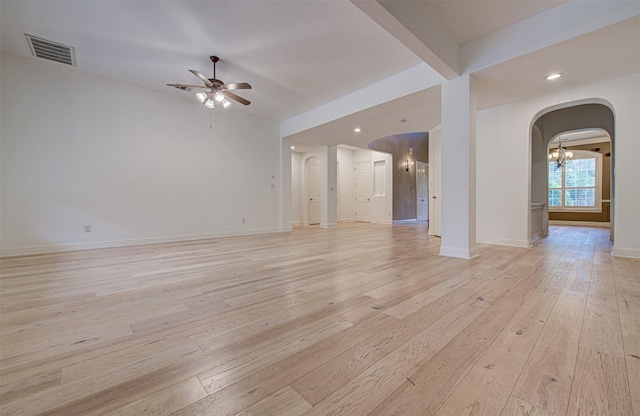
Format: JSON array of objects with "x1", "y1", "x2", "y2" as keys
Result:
[{"x1": 210, "y1": 56, "x2": 219, "y2": 81}]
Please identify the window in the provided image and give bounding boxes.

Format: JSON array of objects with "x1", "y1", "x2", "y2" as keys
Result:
[{"x1": 548, "y1": 150, "x2": 602, "y2": 212}]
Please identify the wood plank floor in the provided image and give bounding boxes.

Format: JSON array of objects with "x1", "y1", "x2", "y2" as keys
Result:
[{"x1": 1, "y1": 223, "x2": 638, "y2": 415}]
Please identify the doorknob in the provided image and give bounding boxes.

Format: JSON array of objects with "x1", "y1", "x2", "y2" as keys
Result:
[{"x1": 432, "y1": 196, "x2": 436, "y2": 199}]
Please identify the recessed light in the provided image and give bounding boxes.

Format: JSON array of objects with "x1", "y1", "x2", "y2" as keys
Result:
[
  {"x1": 398, "y1": 119, "x2": 406, "y2": 124},
  {"x1": 290, "y1": 146, "x2": 296, "y2": 150},
  {"x1": 354, "y1": 127, "x2": 362, "y2": 133},
  {"x1": 546, "y1": 73, "x2": 563, "y2": 80}
]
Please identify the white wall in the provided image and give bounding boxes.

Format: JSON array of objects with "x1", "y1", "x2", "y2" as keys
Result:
[
  {"x1": 476, "y1": 73, "x2": 640, "y2": 257},
  {"x1": 0, "y1": 53, "x2": 282, "y2": 256}
]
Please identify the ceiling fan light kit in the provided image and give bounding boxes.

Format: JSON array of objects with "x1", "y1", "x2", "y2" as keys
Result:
[{"x1": 167, "y1": 55, "x2": 252, "y2": 109}]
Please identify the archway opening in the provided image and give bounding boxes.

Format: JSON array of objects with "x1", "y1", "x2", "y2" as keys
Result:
[{"x1": 530, "y1": 102, "x2": 615, "y2": 243}]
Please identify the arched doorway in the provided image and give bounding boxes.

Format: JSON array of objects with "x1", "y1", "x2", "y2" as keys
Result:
[{"x1": 530, "y1": 102, "x2": 615, "y2": 242}]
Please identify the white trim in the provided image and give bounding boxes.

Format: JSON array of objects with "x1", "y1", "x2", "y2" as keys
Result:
[
  {"x1": 549, "y1": 220, "x2": 610, "y2": 228},
  {"x1": 281, "y1": 226, "x2": 293, "y2": 232},
  {"x1": 611, "y1": 246, "x2": 640, "y2": 259},
  {"x1": 320, "y1": 223, "x2": 338, "y2": 229},
  {"x1": 439, "y1": 245, "x2": 480, "y2": 259},
  {"x1": 477, "y1": 237, "x2": 531, "y2": 248},
  {"x1": 0, "y1": 227, "x2": 283, "y2": 258},
  {"x1": 393, "y1": 219, "x2": 418, "y2": 224}
]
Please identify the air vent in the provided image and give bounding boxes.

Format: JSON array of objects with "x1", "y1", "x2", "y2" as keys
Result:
[{"x1": 25, "y1": 34, "x2": 76, "y2": 66}]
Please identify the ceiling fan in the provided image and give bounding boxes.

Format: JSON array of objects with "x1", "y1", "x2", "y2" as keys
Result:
[{"x1": 167, "y1": 56, "x2": 252, "y2": 108}]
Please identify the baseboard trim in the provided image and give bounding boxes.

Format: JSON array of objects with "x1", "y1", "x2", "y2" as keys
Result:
[
  {"x1": 320, "y1": 223, "x2": 338, "y2": 229},
  {"x1": 439, "y1": 245, "x2": 480, "y2": 259},
  {"x1": 0, "y1": 227, "x2": 284, "y2": 258},
  {"x1": 611, "y1": 246, "x2": 640, "y2": 259},
  {"x1": 549, "y1": 220, "x2": 610, "y2": 228}
]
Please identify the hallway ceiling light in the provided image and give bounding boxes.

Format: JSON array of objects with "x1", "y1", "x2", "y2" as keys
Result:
[
  {"x1": 546, "y1": 73, "x2": 563, "y2": 80},
  {"x1": 548, "y1": 136, "x2": 573, "y2": 167},
  {"x1": 354, "y1": 127, "x2": 362, "y2": 133}
]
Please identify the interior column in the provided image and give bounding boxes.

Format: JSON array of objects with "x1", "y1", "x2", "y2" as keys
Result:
[
  {"x1": 320, "y1": 145, "x2": 338, "y2": 228},
  {"x1": 280, "y1": 137, "x2": 293, "y2": 232},
  {"x1": 440, "y1": 73, "x2": 478, "y2": 259}
]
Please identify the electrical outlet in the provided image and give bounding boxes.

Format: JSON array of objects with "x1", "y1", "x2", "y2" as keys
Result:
[{"x1": 84, "y1": 225, "x2": 92, "y2": 233}]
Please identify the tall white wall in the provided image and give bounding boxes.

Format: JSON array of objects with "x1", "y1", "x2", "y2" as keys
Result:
[
  {"x1": 477, "y1": 73, "x2": 640, "y2": 257},
  {"x1": 0, "y1": 53, "x2": 281, "y2": 256}
]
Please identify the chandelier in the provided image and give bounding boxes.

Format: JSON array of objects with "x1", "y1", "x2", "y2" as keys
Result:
[{"x1": 548, "y1": 137, "x2": 573, "y2": 167}]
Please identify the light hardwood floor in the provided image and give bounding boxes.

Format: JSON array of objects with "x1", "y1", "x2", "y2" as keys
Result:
[{"x1": 1, "y1": 223, "x2": 638, "y2": 415}]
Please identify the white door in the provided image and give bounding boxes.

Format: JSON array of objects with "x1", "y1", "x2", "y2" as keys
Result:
[
  {"x1": 308, "y1": 157, "x2": 321, "y2": 225},
  {"x1": 417, "y1": 161, "x2": 428, "y2": 222},
  {"x1": 355, "y1": 162, "x2": 371, "y2": 222},
  {"x1": 429, "y1": 128, "x2": 442, "y2": 236}
]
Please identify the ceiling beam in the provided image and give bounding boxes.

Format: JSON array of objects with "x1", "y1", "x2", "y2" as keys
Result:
[
  {"x1": 351, "y1": 0, "x2": 460, "y2": 80},
  {"x1": 462, "y1": 0, "x2": 640, "y2": 73}
]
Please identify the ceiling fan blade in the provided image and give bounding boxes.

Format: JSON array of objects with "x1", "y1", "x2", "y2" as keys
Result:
[
  {"x1": 189, "y1": 69, "x2": 213, "y2": 87},
  {"x1": 223, "y1": 82, "x2": 252, "y2": 90},
  {"x1": 224, "y1": 91, "x2": 251, "y2": 106},
  {"x1": 167, "y1": 83, "x2": 207, "y2": 89}
]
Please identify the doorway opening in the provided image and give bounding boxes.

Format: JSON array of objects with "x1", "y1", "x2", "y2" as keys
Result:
[{"x1": 530, "y1": 102, "x2": 615, "y2": 243}]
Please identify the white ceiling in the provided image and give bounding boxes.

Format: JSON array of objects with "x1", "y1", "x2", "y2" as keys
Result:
[
  {"x1": 0, "y1": 0, "x2": 422, "y2": 121},
  {"x1": 1, "y1": 1, "x2": 638, "y2": 152},
  {"x1": 421, "y1": 0, "x2": 567, "y2": 45},
  {"x1": 474, "y1": 15, "x2": 640, "y2": 110}
]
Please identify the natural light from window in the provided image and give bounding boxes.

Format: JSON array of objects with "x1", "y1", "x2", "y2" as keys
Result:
[{"x1": 548, "y1": 150, "x2": 602, "y2": 212}]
